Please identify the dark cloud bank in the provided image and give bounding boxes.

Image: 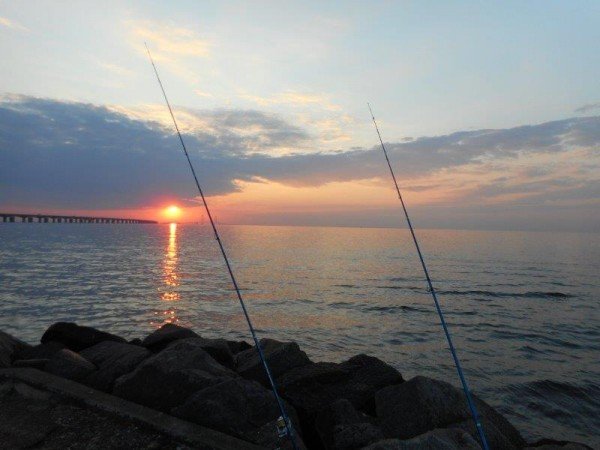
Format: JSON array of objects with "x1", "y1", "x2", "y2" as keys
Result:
[{"x1": 1, "y1": 96, "x2": 598, "y2": 231}]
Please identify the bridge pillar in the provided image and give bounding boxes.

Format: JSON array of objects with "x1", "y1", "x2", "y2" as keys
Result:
[
  {"x1": 27, "y1": 217, "x2": 33, "y2": 223},
  {"x1": 10, "y1": 216, "x2": 15, "y2": 222}
]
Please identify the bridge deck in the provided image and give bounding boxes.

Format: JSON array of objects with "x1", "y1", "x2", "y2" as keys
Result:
[{"x1": 0, "y1": 213, "x2": 157, "y2": 224}]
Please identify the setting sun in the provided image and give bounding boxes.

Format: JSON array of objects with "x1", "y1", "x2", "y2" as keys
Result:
[{"x1": 164, "y1": 205, "x2": 181, "y2": 221}]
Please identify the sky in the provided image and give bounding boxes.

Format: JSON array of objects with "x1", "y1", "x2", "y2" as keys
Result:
[{"x1": 0, "y1": 1, "x2": 599, "y2": 231}]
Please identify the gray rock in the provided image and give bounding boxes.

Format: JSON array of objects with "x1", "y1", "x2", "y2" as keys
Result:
[
  {"x1": 375, "y1": 376, "x2": 524, "y2": 449},
  {"x1": 333, "y1": 422, "x2": 383, "y2": 450},
  {"x1": 316, "y1": 399, "x2": 382, "y2": 449},
  {"x1": 236, "y1": 338, "x2": 311, "y2": 386},
  {"x1": 226, "y1": 339, "x2": 252, "y2": 355},
  {"x1": 279, "y1": 354, "x2": 402, "y2": 418},
  {"x1": 14, "y1": 341, "x2": 65, "y2": 360},
  {"x1": 80, "y1": 341, "x2": 151, "y2": 392},
  {"x1": 278, "y1": 355, "x2": 400, "y2": 449},
  {"x1": 362, "y1": 428, "x2": 480, "y2": 450},
  {"x1": 0, "y1": 330, "x2": 30, "y2": 368},
  {"x1": 44, "y1": 349, "x2": 96, "y2": 382},
  {"x1": 12, "y1": 358, "x2": 50, "y2": 370},
  {"x1": 41, "y1": 322, "x2": 125, "y2": 352},
  {"x1": 113, "y1": 338, "x2": 235, "y2": 411},
  {"x1": 178, "y1": 337, "x2": 235, "y2": 369},
  {"x1": 141, "y1": 323, "x2": 198, "y2": 352},
  {"x1": 524, "y1": 439, "x2": 593, "y2": 449},
  {"x1": 245, "y1": 416, "x2": 308, "y2": 450},
  {"x1": 172, "y1": 377, "x2": 299, "y2": 441}
]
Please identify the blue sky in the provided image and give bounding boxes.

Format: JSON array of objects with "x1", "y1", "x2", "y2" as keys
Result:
[{"x1": 0, "y1": 1, "x2": 599, "y2": 231}]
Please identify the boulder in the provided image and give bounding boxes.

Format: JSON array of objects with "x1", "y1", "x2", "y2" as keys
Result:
[
  {"x1": 43, "y1": 349, "x2": 96, "y2": 382},
  {"x1": 0, "y1": 330, "x2": 30, "y2": 368},
  {"x1": 525, "y1": 439, "x2": 593, "y2": 449},
  {"x1": 227, "y1": 339, "x2": 252, "y2": 355},
  {"x1": 278, "y1": 355, "x2": 401, "y2": 449},
  {"x1": 141, "y1": 323, "x2": 198, "y2": 352},
  {"x1": 41, "y1": 322, "x2": 125, "y2": 351},
  {"x1": 13, "y1": 341, "x2": 65, "y2": 361},
  {"x1": 12, "y1": 359, "x2": 50, "y2": 370},
  {"x1": 363, "y1": 428, "x2": 481, "y2": 450},
  {"x1": 278, "y1": 354, "x2": 402, "y2": 417},
  {"x1": 332, "y1": 423, "x2": 384, "y2": 450},
  {"x1": 315, "y1": 399, "x2": 382, "y2": 449},
  {"x1": 113, "y1": 338, "x2": 235, "y2": 411},
  {"x1": 236, "y1": 338, "x2": 311, "y2": 386},
  {"x1": 181, "y1": 337, "x2": 235, "y2": 369},
  {"x1": 375, "y1": 376, "x2": 524, "y2": 449},
  {"x1": 245, "y1": 416, "x2": 307, "y2": 450},
  {"x1": 80, "y1": 341, "x2": 151, "y2": 392},
  {"x1": 172, "y1": 377, "x2": 300, "y2": 442}
]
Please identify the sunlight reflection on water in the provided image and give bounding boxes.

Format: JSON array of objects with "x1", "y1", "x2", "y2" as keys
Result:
[{"x1": 155, "y1": 222, "x2": 180, "y2": 326}]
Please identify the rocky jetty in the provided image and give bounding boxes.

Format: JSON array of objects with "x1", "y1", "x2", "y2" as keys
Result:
[{"x1": 0, "y1": 324, "x2": 592, "y2": 450}]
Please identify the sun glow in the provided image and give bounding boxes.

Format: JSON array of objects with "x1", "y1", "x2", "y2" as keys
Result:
[{"x1": 164, "y1": 205, "x2": 181, "y2": 221}]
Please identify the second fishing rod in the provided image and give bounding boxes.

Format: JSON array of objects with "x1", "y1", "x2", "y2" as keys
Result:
[{"x1": 368, "y1": 103, "x2": 490, "y2": 450}]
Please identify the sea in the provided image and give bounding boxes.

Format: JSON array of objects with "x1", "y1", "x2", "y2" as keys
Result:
[{"x1": 0, "y1": 223, "x2": 598, "y2": 447}]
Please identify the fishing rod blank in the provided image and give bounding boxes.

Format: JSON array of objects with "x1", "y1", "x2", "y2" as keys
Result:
[
  {"x1": 367, "y1": 103, "x2": 490, "y2": 450},
  {"x1": 144, "y1": 43, "x2": 298, "y2": 450}
]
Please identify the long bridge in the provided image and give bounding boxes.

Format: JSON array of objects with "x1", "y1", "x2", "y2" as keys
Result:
[{"x1": 0, "y1": 213, "x2": 157, "y2": 224}]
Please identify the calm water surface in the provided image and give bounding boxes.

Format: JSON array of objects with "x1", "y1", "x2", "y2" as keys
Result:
[{"x1": 0, "y1": 224, "x2": 598, "y2": 447}]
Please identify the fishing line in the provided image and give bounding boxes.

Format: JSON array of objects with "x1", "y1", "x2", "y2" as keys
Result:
[
  {"x1": 144, "y1": 43, "x2": 298, "y2": 449},
  {"x1": 368, "y1": 103, "x2": 490, "y2": 450}
]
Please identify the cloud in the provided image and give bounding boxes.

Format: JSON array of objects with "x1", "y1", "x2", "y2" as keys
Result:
[
  {"x1": 128, "y1": 20, "x2": 210, "y2": 57},
  {"x1": 1, "y1": 95, "x2": 598, "y2": 220},
  {"x1": 96, "y1": 61, "x2": 135, "y2": 78},
  {"x1": 240, "y1": 90, "x2": 341, "y2": 111},
  {"x1": 0, "y1": 16, "x2": 28, "y2": 32},
  {"x1": 194, "y1": 89, "x2": 213, "y2": 98},
  {"x1": 125, "y1": 19, "x2": 210, "y2": 84},
  {"x1": 575, "y1": 102, "x2": 600, "y2": 114}
]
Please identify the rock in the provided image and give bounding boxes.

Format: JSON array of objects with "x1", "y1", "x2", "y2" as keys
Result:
[
  {"x1": 315, "y1": 399, "x2": 382, "y2": 449},
  {"x1": 113, "y1": 338, "x2": 235, "y2": 411},
  {"x1": 363, "y1": 428, "x2": 480, "y2": 450},
  {"x1": 375, "y1": 376, "x2": 524, "y2": 449},
  {"x1": 226, "y1": 339, "x2": 252, "y2": 355},
  {"x1": 245, "y1": 416, "x2": 308, "y2": 450},
  {"x1": 80, "y1": 341, "x2": 151, "y2": 392},
  {"x1": 44, "y1": 349, "x2": 96, "y2": 382},
  {"x1": 0, "y1": 330, "x2": 30, "y2": 368},
  {"x1": 172, "y1": 377, "x2": 299, "y2": 442},
  {"x1": 279, "y1": 354, "x2": 402, "y2": 417},
  {"x1": 278, "y1": 355, "x2": 401, "y2": 449},
  {"x1": 525, "y1": 439, "x2": 593, "y2": 449},
  {"x1": 141, "y1": 323, "x2": 198, "y2": 352},
  {"x1": 13, "y1": 341, "x2": 65, "y2": 360},
  {"x1": 332, "y1": 423, "x2": 383, "y2": 449},
  {"x1": 236, "y1": 338, "x2": 311, "y2": 386},
  {"x1": 181, "y1": 337, "x2": 235, "y2": 369},
  {"x1": 41, "y1": 322, "x2": 125, "y2": 352},
  {"x1": 129, "y1": 338, "x2": 142, "y2": 346},
  {"x1": 12, "y1": 359, "x2": 50, "y2": 370}
]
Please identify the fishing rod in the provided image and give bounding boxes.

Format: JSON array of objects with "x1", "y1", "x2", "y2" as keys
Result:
[
  {"x1": 144, "y1": 43, "x2": 298, "y2": 450},
  {"x1": 367, "y1": 103, "x2": 490, "y2": 450}
]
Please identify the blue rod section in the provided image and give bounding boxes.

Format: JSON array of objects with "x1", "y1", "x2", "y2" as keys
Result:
[
  {"x1": 368, "y1": 103, "x2": 490, "y2": 450},
  {"x1": 145, "y1": 43, "x2": 298, "y2": 449}
]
